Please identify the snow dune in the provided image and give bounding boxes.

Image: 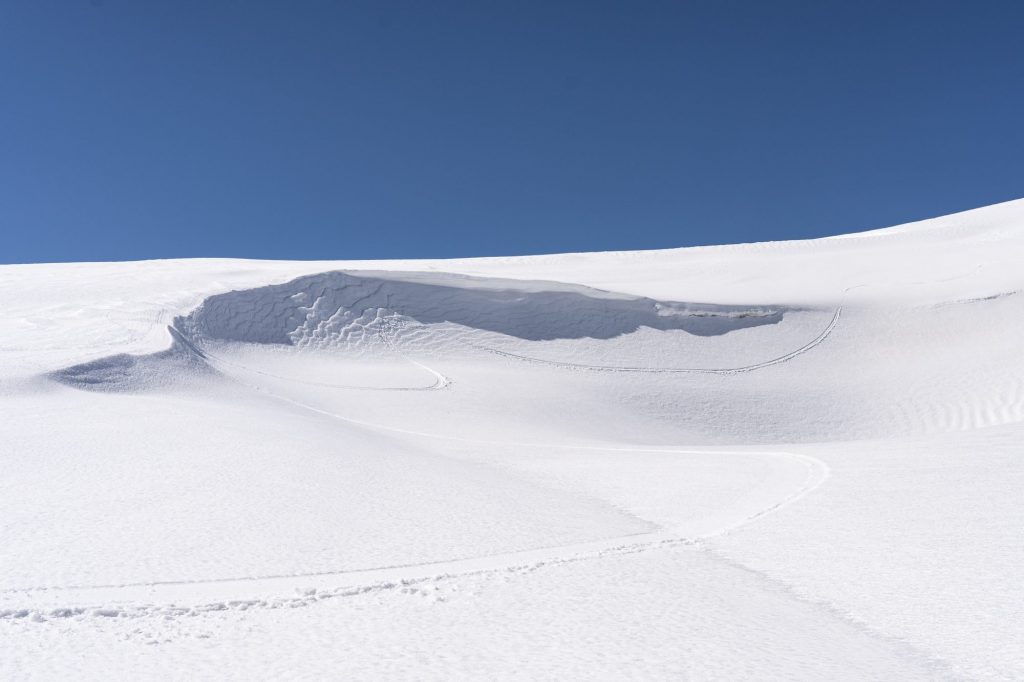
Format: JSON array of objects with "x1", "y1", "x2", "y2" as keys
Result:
[{"x1": 3, "y1": 199, "x2": 1024, "y2": 679}]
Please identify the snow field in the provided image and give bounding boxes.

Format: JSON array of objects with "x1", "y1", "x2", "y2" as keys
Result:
[{"x1": 4, "y1": 199, "x2": 1024, "y2": 679}]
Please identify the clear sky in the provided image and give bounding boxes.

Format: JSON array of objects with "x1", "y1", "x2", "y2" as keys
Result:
[{"x1": 2, "y1": 1, "x2": 1022, "y2": 263}]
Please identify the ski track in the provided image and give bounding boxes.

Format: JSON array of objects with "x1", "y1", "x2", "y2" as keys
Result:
[
  {"x1": 196, "y1": 339, "x2": 451, "y2": 392},
  {"x1": 475, "y1": 304, "x2": 842, "y2": 374}
]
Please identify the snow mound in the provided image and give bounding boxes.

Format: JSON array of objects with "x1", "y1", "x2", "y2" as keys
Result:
[{"x1": 51, "y1": 271, "x2": 786, "y2": 391}]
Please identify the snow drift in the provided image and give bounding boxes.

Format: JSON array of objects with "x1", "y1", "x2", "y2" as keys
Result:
[{"x1": 52, "y1": 270, "x2": 786, "y2": 391}]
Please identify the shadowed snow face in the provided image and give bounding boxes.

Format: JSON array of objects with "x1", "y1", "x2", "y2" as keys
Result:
[
  {"x1": 49, "y1": 270, "x2": 785, "y2": 392},
  {"x1": 175, "y1": 270, "x2": 783, "y2": 346}
]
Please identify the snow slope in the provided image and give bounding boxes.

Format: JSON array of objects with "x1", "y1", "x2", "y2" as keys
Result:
[{"x1": 3, "y1": 198, "x2": 1024, "y2": 680}]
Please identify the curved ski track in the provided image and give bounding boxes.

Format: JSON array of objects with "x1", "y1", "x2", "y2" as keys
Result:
[
  {"x1": 0, "y1": 388, "x2": 829, "y2": 621},
  {"x1": 477, "y1": 305, "x2": 842, "y2": 374}
]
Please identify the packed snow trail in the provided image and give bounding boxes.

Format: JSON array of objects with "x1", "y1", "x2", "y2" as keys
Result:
[{"x1": 0, "y1": 424, "x2": 828, "y2": 621}]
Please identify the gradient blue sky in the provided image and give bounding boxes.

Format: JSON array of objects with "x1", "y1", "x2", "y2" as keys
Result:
[{"x1": 2, "y1": 1, "x2": 1023, "y2": 263}]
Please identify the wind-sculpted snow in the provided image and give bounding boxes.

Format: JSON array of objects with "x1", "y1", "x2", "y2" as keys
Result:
[
  {"x1": 176, "y1": 270, "x2": 783, "y2": 346},
  {"x1": 52, "y1": 270, "x2": 788, "y2": 391}
]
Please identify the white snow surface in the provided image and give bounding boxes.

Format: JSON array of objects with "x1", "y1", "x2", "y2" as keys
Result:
[{"x1": 3, "y1": 198, "x2": 1024, "y2": 680}]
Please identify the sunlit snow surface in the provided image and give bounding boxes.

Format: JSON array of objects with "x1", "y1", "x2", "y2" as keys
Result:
[{"x1": 3, "y1": 199, "x2": 1024, "y2": 680}]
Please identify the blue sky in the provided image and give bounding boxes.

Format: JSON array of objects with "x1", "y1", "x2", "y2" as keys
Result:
[{"x1": 2, "y1": 1, "x2": 1022, "y2": 263}]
